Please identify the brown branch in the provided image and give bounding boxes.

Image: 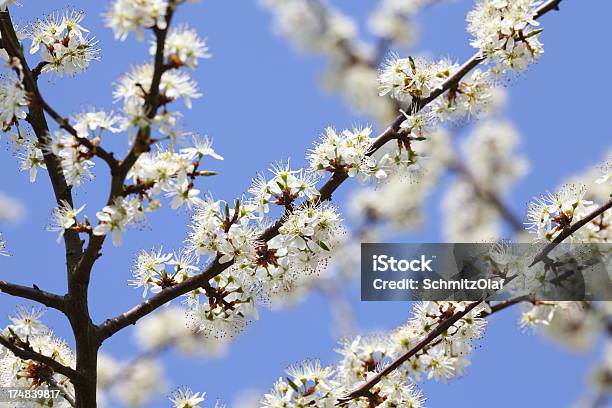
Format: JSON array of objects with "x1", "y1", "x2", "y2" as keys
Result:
[
  {"x1": 481, "y1": 295, "x2": 537, "y2": 317},
  {"x1": 0, "y1": 335, "x2": 82, "y2": 382},
  {"x1": 31, "y1": 61, "x2": 49, "y2": 80},
  {"x1": 529, "y1": 198, "x2": 612, "y2": 267},
  {"x1": 0, "y1": 280, "x2": 65, "y2": 311},
  {"x1": 97, "y1": 258, "x2": 226, "y2": 340},
  {"x1": 337, "y1": 300, "x2": 483, "y2": 404},
  {"x1": 338, "y1": 294, "x2": 541, "y2": 405},
  {"x1": 97, "y1": 0, "x2": 565, "y2": 341},
  {"x1": 122, "y1": 181, "x2": 157, "y2": 196}
]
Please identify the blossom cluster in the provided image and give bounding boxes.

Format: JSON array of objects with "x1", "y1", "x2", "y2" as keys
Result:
[
  {"x1": 467, "y1": 0, "x2": 544, "y2": 72},
  {"x1": 183, "y1": 200, "x2": 343, "y2": 330},
  {"x1": 430, "y1": 69, "x2": 496, "y2": 121},
  {"x1": 0, "y1": 307, "x2": 75, "y2": 408},
  {"x1": 129, "y1": 170, "x2": 345, "y2": 336},
  {"x1": 17, "y1": 135, "x2": 47, "y2": 183},
  {"x1": 308, "y1": 126, "x2": 389, "y2": 182},
  {"x1": 249, "y1": 162, "x2": 319, "y2": 216},
  {"x1": 114, "y1": 62, "x2": 201, "y2": 115},
  {"x1": 130, "y1": 136, "x2": 222, "y2": 205},
  {"x1": 155, "y1": 24, "x2": 211, "y2": 69},
  {"x1": 26, "y1": 9, "x2": 100, "y2": 76},
  {"x1": 47, "y1": 130, "x2": 95, "y2": 186},
  {"x1": 72, "y1": 110, "x2": 125, "y2": 139},
  {"x1": 41, "y1": 135, "x2": 222, "y2": 246},
  {"x1": 526, "y1": 183, "x2": 606, "y2": 242},
  {"x1": 105, "y1": 0, "x2": 170, "y2": 41},
  {"x1": 185, "y1": 197, "x2": 259, "y2": 264},
  {"x1": 268, "y1": 203, "x2": 344, "y2": 272},
  {"x1": 375, "y1": 0, "x2": 548, "y2": 134},
  {"x1": 261, "y1": 301, "x2": 489, "y2": 407},
  {"x1": 520, "y1": 164, "x2": 611, "y2": 352},
  {"x1": 105, "y1": 0, "x2": 203, "y2": 41},
  {"x1": 378, "y1": 56, "x2": 453, "y2": 105}
]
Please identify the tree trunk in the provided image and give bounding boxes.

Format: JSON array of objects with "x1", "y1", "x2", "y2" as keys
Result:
[{"x1": 67, "y1": 283, "x2": 100, "y2": 408}]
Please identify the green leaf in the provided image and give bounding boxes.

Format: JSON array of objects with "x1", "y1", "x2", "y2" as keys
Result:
[{"x1": 286, "y1": 377, "x2": 300, "y2": 394}]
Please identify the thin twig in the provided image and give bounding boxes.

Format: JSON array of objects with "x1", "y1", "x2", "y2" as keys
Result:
[
  {"x1": 338, "y1": 294, "x2": 541, "y2": 405},
  {"x1": 337, "y1": 301, "x2": 483, "y2": 404},
  {"x1": 31, "y1": 61, "x2": 49, "y2": 80},
  {"x1": 480, "y1": 295, "x2": 537, "y2": 317},
  {"x1": 47, "y1": 376, "x2": 77, "y2": 407},
  {"x1": 530, "y1": 198, "x2": 612, "y2": 267},
  {"x1": 0, "y1": 280, "x2": 65, "y2": 311},
  {"x1": 0, "y1": 335, "x2": 82, "y2": 382}
]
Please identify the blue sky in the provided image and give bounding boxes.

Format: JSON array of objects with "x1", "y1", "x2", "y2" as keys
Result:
[{"x1": 1, "y1": 0, "x2": 611, "y2": 407}]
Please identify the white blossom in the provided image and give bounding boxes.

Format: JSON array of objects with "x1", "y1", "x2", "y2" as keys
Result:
[
  {"x1": 7, "y1": 305, "x2": 47, "y2": 337},
  {"x1": 47, "y1": 200, "x2": 86, "y2": 242},
  {"x1": 181, "y1": 135, "x2": 224, "y2": 161},
  {"x1": 27, "y1": 9, "x2": 100, "y2": 76},
  {"x1": 170, "y1": 387, "x2": 206, "y2": 408},
  {"x1": 378, "y1": 55, "x2": 454, "y2": 105},
  {"x1": 105, "y1": 0, "x2": 169, "y2": 41},
  {"x1": 467, "y1": 0, "x2": 544, "y2": 73},
  {"x1": 18, "y1": 138, "x2": 47, "y2": 183},
  {"x1": 114, "y1": 63, "x2": 202, "y2": 109},
  {"x1": 72, "y1": 110, "x2": 126, "y2": 138},
  {"x1": 155, "y1": 24, "x2": 211, "y2": 68},
  {"x1": 308, "y1": 126, "x2": 389, "y2": 182},
  {"x1": 248, "y1": 162, "x2": 319, "y2": 215},
  {"x1": 47, "y1": 130, "x2": 95, "y2": 186},
  {"x1": 93, "y1": 197, "x2": 134, "y2": 246},
  {"x1": 526, "y1": 184, "x2": 597, "y2": 242},
  {"x1": 0, "y1": 77, "x2": 28, "y2": 131}
]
